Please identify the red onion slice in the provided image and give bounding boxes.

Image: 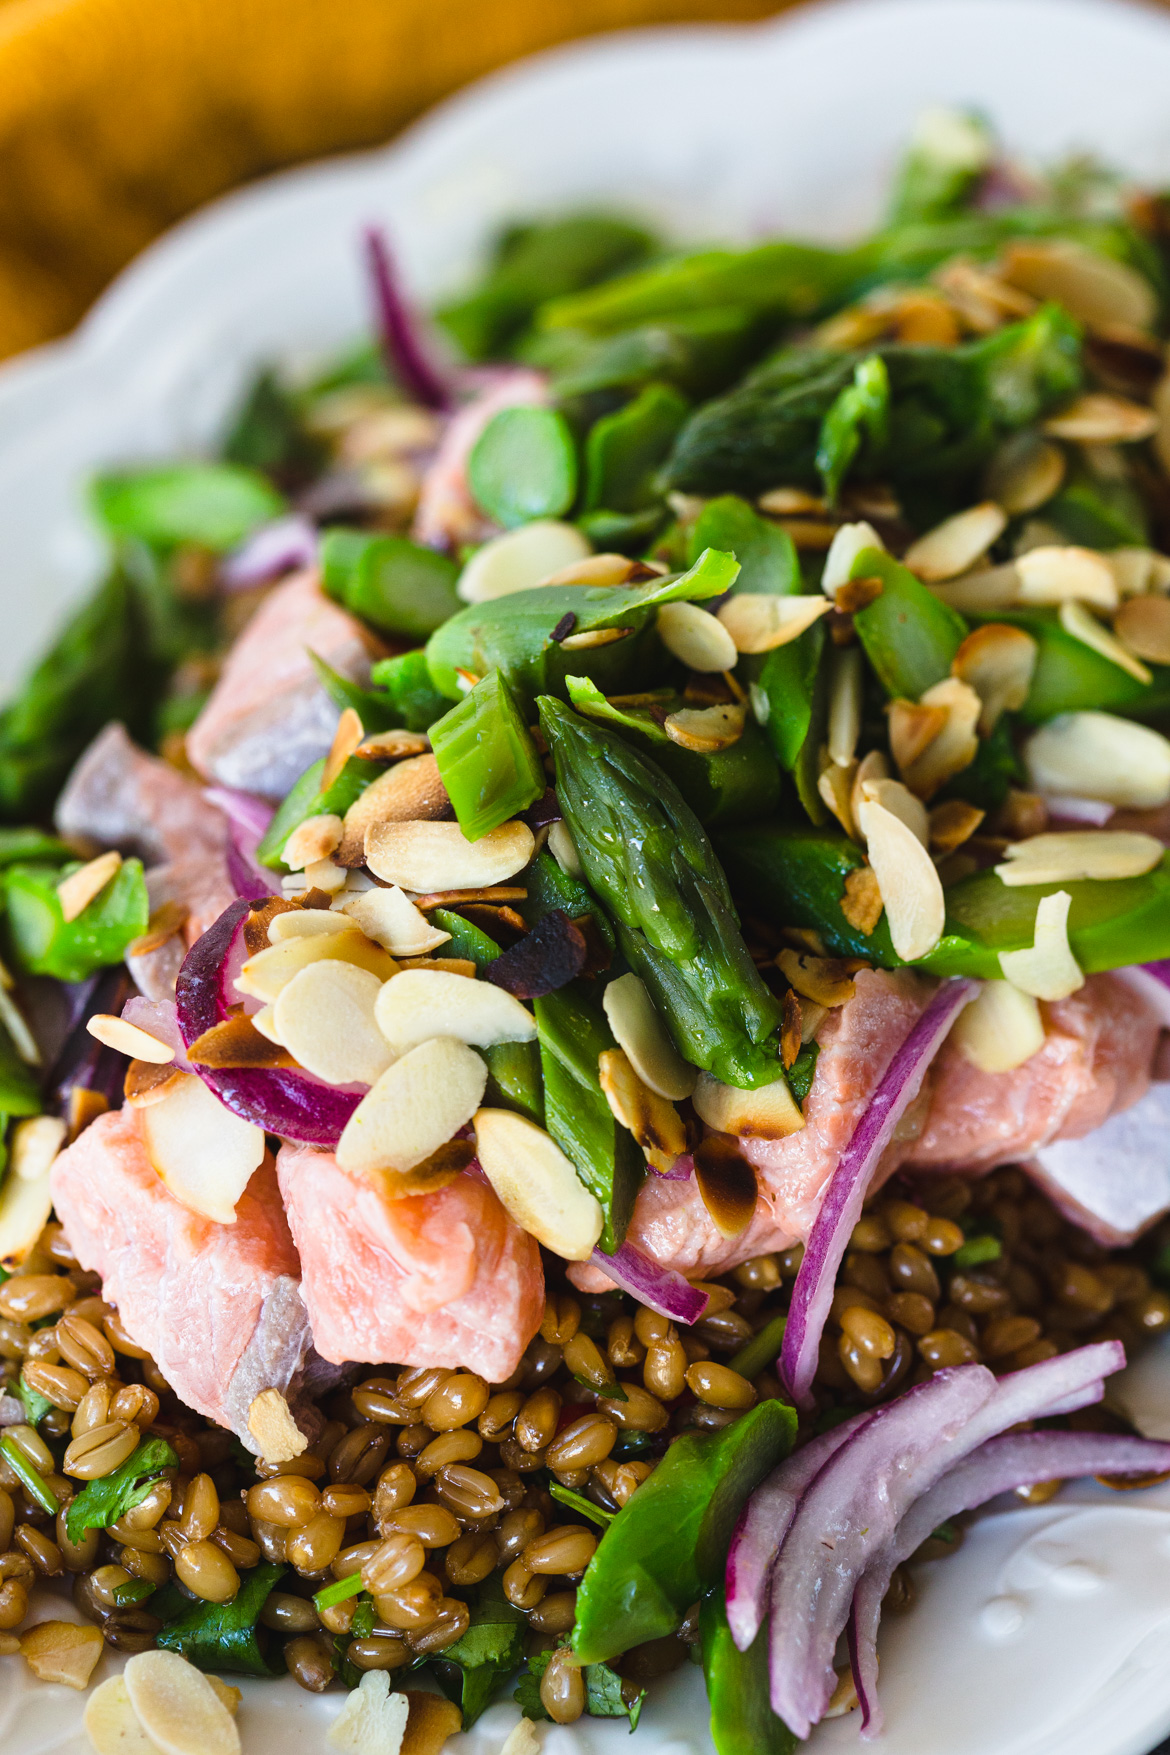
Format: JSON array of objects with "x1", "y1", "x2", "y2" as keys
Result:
[
  {"x1": 1118, "y1": 960, "x2": 1170, "y2": 1029},
  {"x1": 221, "y1": 514, "x2": 317, "y2": 589},
  {"x1": 205, "y1": 788, "x2": 280, "y2": 901},
  {"x1": 657, "y1": 1152, "x2": 694, "y2": 1182},
  {"x1": 1040, "y1": 793, "x2": 1115, "y2": 825},
  {"x1": 780, "y1": 977, "x2": 977, "y2": 1408},
  {"x1": 591, "y1": 1241, "x2": 708, "y2": 1325},
  {"x1": 365, "y1": 227, "x2": 450, "y2": 412}
]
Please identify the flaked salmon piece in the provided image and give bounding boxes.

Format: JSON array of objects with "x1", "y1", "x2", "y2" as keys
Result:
[
  {"x1": 412, "y1": 369, "x2": 546, "y2": 552},
  {"x1": 50, "y1": 1106, "x2": 313, "y2": 1450},
  {"x1": 570, "y1": 969, "x2": 935, "y2": 1293},
  {"x1": 277, "y1": 1145, "x2": 544, "y2": 1383},
  {"x1": 1026, "y1": 1079, "x2": 1170, "y2": 1245},
  {"x1": 908, "y1": 972, "x2": 1162, "y2": 1174},
  {"x1": 186, "y1": 569, "x2": 379, "y2": 799}
]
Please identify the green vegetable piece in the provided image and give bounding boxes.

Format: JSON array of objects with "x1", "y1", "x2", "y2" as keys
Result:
[
  {"x1": 320, "y1": 528, "x2": 462, "y2": 640},
  {"x1": 157, "y1": 1562, "x2": 286, "y2": 1677},
  {"x1": 702, "y1": 1586, "x2": 797, "y2": 1755},
  {"x1": 309, "y1": 653, "x2": 402, "y2": 734},
  {"x1": 314, "y1": 1571, "x2": 364, "y2": 1612},
  {"x1": 575, "y1": 506, "x2": 668, "y2": 556},
  {"x1": 953, "y1": 1233, "x2": 1003, "y2": 1269},
  {"x1": 549, "y1": 1483, "x2": 615, "y2": 1527},
  {"x1": 1045, "y1": 452, "x2": 1149, "y2": 549},
  {"x1": 787, "y1": 1040, "x2": 819, "y2": 1104},
  {"x1": 688, "y1": 495, "x2": 801, "y2": 597},
  {"x1": 350, "y1": 1593, "x2": 376, "y2": 1638},
  {"x1": 988, "y1": 609, "x2": 1169, "y2": 723},
  {"x1": 6, "y1": 856, "x2": 149, "y2": 982},
  {"x1": 539, "y1": 700, "x2": 784, "y2": 1090},
  {"x1": 221, "y1": 368, "x2": 326, "y2": 490},
  {"x1": 113, "y1": 1579, "x2": 157, "y2": 1608},
  {"x1": 517, "y1": 1646, "x2": 645, "y2": 1730},
  {"x1": 522, "y1": 850, "x2": 616, "y2": 956},
  {"x1": 534, "y1": 983, "x2": 645, "y2": 1254},
  {"x1": 469, "y1": 406, "x2": 578, "y2": 528},
  {"x1": 430, "y1": 909, "x2": 545, "y2": 1121},
  {"x1": 716, "y1": 823, "x2": 902, "y2": 964},
  {"x1": 572, "y1": 1400, "x2": 796, "y2": 1664},
  {"x1": 16, "y1": 1370, "x2": 53, "y2": 1428},
  {"x1": 0, "y1": 1435, "x2": 58, "y2": 1514},
  {"x1": 431, "y1": 1578, "x2": 527, "y2": 1726},
  {"x1": 540, "y1": 306, "x2": 762, "y2": 401},
  {"x1": 369, "y1": 648, "x2": 451, "y2": 732},
  {"x1": 430, "y1": 908, "x2": 503, "y2": 972},
  {"x1": 255, "y1": 757, "x2": 374, "y2": 871},
  {"x1": 583, "y1": 383, "x2": 689, "y2": 514},
  {"x1": 816, "y1": 354, "x2": 890, "y2": 504},
  {"x1": 92, "y1": 464, "x2": 284, "y2": 553},
  {"x1": 430, "y1": 671, "x2": 545, "y2": 840},
  {"x1": 0, "y1": 829, "x2": 73, "y2": 868},
  {"x1": 851, "y1": 548, "x2": 969, "y2": 699},
  {"x1": 729, "y1": 1312, "x2": 788, "y2": 1383},
  {"x1": 66, "y1": 1437, "x2": 178, "y2": 1541},
  {"x1": 886, "y1": 110, "x2": 993, "y2": 226},
  {"x1": 0, "y1": 1022, "x2": 44, "y2": 1118},
  {"x1": 751, "y1": 617, "x2": 827, "y2": 774}
]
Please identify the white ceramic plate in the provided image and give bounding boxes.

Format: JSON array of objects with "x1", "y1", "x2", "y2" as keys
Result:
[{"x1": 5, "y1": 0, "x2": 1170, "y2": 1749}]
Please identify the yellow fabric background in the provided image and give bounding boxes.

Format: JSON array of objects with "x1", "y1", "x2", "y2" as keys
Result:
[{"x1": 0, "y1": 0, "x2": 786, "y2": 360}]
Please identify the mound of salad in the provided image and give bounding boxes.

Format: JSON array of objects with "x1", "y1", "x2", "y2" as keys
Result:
[{"x1": 2, "y1": 108, "x2": 1170, "y2": 1755}]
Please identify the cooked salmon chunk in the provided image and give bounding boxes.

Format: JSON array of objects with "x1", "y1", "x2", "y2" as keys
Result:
[
  {"x1": 50, "y1": 1106, "x2": 313, "y2": 1450},
  {"x1": 277, "y1": 1145, "x2": 544, "y2": 1383}
]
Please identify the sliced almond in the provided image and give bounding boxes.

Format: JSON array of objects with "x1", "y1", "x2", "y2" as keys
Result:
[
  {"x1": 693, "y1": 1135, "x2": 758, "y2": 1238},
  {"x1": 821, "y1": 521, "x2": 885, "y2": 595},
  {"x1": 20, "y1": 1619, "x2": 104, "y2": 1690},
  {"x1": 457, "y1": 520, "x2": 592, "y2": 604},
  {"x1": 374, "y1": 967, "x2": 535, "y2": 1055},
  {"x1": 776, "y1": 948, "x2": 856, "y2": 1007},
  {"x1": 124, "y1": 1059, "x2": 185, "y2": 1108},
  {"x1": 1041, "y1": 392, "x2": 1157, "y2": 445},
  {"x1": 268, "y1": 908, "x2": 355, "y2": 942},
  {"x1": 930, "y1": 562, "x2": 1022, "y2": 613},
  {"x1": 499, "y1": 1718, "x2": 544, "y2": 1755},
  {"x1": 85, "y1": 1674, "x2": 160, "y2": 1753},
  {"x1": 890, "y1": 288, "x2": 961, "y2": 346},
  {"x1": 841, "y1": 864, "x2": 884, "y2": 936},
  {"x1": 999, "y1": 890, "x2": 1084, "y2": 1000},
  {"x1": 692, "y1": 1070, "x2": 805, "y2": 1139},
  {"x1": 559, "y1": 626, "x2": 633, "y2": 652},
  {"x1": 859, "y1": 777, "x2": 930, "y2": 848},
  {"x1": 827, "y1": 646, "x2": 863, "y2": 767},
  {"x1": 1024, "y1": 710, "x2": 1170, "y2": 809},
  {"x1": 1000, "y1": 240, "x2": 1157, "y2": 333},
  {"x1": 86, "y1": 1014, "x2": 175, "y2": 1063},
  {"x1": 899, "y1": 678, "x2": 980, "y2": 799},
  {"x1": 354, "y1": 728, "x2": 430, "y2": 760},
  {"x1": 67, "y1": 1087, "x2": 109, "y2": 1143},
  {"x1": 473, "y1": 1107, "x2": 603, "y2": 1259},
  {"x1": 935, "y1": 256, "x2": 1036, "y2": 329},
  {"x1": 365, "y1": 818, "x2": 535, "y2": 893},
  {"x1": 540, "y1": 552, "x2": 648, "y2": 587},
  {"x1": 187, "y1": 1013, "x2": 297, "y2": 1070},
  {"x1": 249, "y1": 1005, "x2": 284, "y2": 1046},
  {"x1": 303, "y1": 856, "x2": 348, "y2": 893},
  {"x1": 1114, "y1": 594, "x2": 1170, "y2": 665},
  {"x1": 337, "y1": 1037, "x2": 487, "y2": 1178},
  {"x1": 397, "y1": 956, "x2": 478, "y2": 978},
  {"x1": 236, "y1": 927, "x2": 397, "y2": 1003},
  {"x1": 929, "y1": 798, "x2": 985, "y2": 853},
  {"x1": 904, "y1": 502, "x2": 1006, "y2": 582},
  {"x1": 888, "y1": 699, "x2": 948, "y2": 772},
  {"x1": 951, "y1": 622, "x2": 1038, "y2": 735},
  {"x1": 282, "y1": 813, "x2": 344, "y2": 871},
  {"x1": 1016, "y1": 545, "x2": 1119, "y2": 610},
  {"x1": 247, "y1": 1388, "x2": 308, "y2": 1465},
  {"x1": 849, "y1": 748, "x2": 890, "y2": 828},
  {"x1": 0, "y1": 1150, "x2": 53, "y2": 1268},
  {"x1": 208, "y1": 1680, "x2": 242, "y2": 1717},
  {"x1": 400, "y1": 1690, "x2": 464, "y2": 1755},
  {"x1": 817, "y1": 753, "x2": 858, "y2": 839},
  {"x1": 833, "y1": 574, "x2": 884, "y2": 615},
  {"x1": 1155, "y1": 367, "x2": 1170, "y2": 478},
  {"x1": 7, "y1": 1116, "x2": 64, "y2": 1190},
  {"x1": 1106, "y1": 547, "x2": 1170, "y2": 597},
  {"x1": 321, "y1": 708, "x2": 365, "y2": 794},
  {"x1": 801, "y1": 999, "x2": 829, "y2": 1043},
  {"x1": 598, "y1": 1047, "x2": 686, "y2": 1172},
  {"x1": 984, "y1": 432, "x2": 1066, "y2": 515},
  {"x1": 57, "y1": 849, "x2": 122, "y2": 923},
  {"x1": 856, "y1": 798, "x2": 945, "y2": 961},
  {"x1": 601, "y1": 972, "x2": 697, "y2": 1100},
  {"x1": 716, "y1": 593, "x2": 831, "y2": 654},
  {"x1": 657, "y1": 601, "x2": 738, "y2": 672},
  {"x1": 772, "y1": 518, "x2": 841, "y2": 550},
  {"x1": 337, "y1": 886, "x2": 451, "y2": 956},
  {"x1": 952, "y1": 980, "x2": 1045, "y2": 1074},
  {"x1": 327, "y1": 1669, "x2": 409, "y2": 1755},
  {"x1": 410, "y1": 884, "x2": 529, "y2": 912},
  {"x1": 141, "y1": 1075, "x2": 266, "y2": 1225},
  {"x1": 126, "y1": 899, "x2": 191, "y2": 959},
  {"x1": 274, "y1": 961, "x2": 394, "y2": 1086},
  {"x1": 124, "y1": 1649, "x2": 241, "y2": 1755},
  {"x1": 758, "y1": 486, "x2": 827, "y2": 515},
  {"x1": 547, "y1": 817, "x2": 583, "y2": 877},
  {"x1": 995, "y1": 829, "x2": 1164, "y2": 885},
  {"x1": 664, "y1": 702, "x2": 746, "y2": 753},
  {"x1": 1058, "y1": 599, "x2": 1153, "y2": 684}
]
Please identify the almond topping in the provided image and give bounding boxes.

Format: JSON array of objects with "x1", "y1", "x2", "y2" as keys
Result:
[
  {"x1": 663, "y1": 702, "x2": 747, "y2": 753},
  {"x1": 817, "y1": 755, "x2": 858, "y2": 839},
  {"x1": 141, "y1": 1075, "x2": 266, "y2": 1225},
  {"x1": 302, "y1": 856, "x2": 348, "y2": 894},
  {"x1": 898, "y1": 678, "x2": 981, "y2": 799},
  {"x1": 127, "y1": 899, "x2": 191, "y2": 958},
  {"x1": 86, "y1": 1674, "x2": 163, "y2": 1753},
  {"x1": 57, "y1": 849, "x2": 122, "y2": 923},
  {"x1": 984, "y1": 432, "x2": 1065, "y2": 515},
  {"x1": 547, "y1": 819, "x2": 582, "y2": 876},
  {"x1": 904, "y1": 501, "x2": 1007, "y2": 582},
  {"x1": 998, "y1": 890, "x2": 1084, "y2": 1000},
  {"x1": 693, "y1": 1135, "x2": 758, "y2": 1238},
  {"x1": 692, "y1": 1071, "x2": 805, "y2": 1140},
  {"x1": 400, "y1": 1689, "x2": 464, "y2": 1755},
  {"x1": 321, "y1": 708, "x2": 365, "y2": 794},
  {"x1": 337, "y1": 1037, "x2": 487, "y2": 1178},
  {"x1": 929, "y1": 798, "x2": 985, "y2": 853},
  {"x1": 326, "y1": 1669, "x2": 409, "y2": 1755},
  {"x1": 540, "y1": 552, "x2": 652, "y2": 587},
  {"x1": 274, "y1": 961, "x2": 393, "y2": 1085},
  {"x1": 1058, "y1": 599, "x2": 1153, "y2": 683},
  {"x1": 856, "y1": 798, "x2": 946, "y2": 961},
  {"x1": 374, "y1": 967, "x2": 534, "y2": 1056},
  {"x1": 995, "y1": 829, "x2": 1164, "y2": 886},
  {"x1": 1000, "y1": 240, "x2": 1156, "y2": 331},
  {"x1": 827, "y1": 646, "x2": 863, "y2": 767},
  {"x1": 283, "y1": 813, "x2": 344, "y2": 871},
  {"x1": 821, "y1": 521, "x2": 885, "y2": 595},
  {"x1": 598, "y1": 1047, "x2": 686, "y2": 1172},
  {"x1": 841, "y1": 865, "x2": 884, "y2": 935},
  {"x1": 1024, "y1": 711, "x2": 1170, "y2": 810},
  {"x1": 0, "y1": 1144, "x2": 54, "y2": 1268},
  {"x1": 236, "y1": 928, "x2": 397, "y2": 1003},
  {"x1": 10, "y1": 1115, "x2": 66, "y2": 1182},
  {"x1": 247, "y1": 1389, "x2": 308, "y2": 1466},
  {"x1": 602, "y1": 972, "x2": 697, "y2": 1101},
  {"x1": 657, "y1": 601, "x2": 738, "y2": 671},
  {"x1": 559, "y1": 626, "x2": 632, "y2": 651},
  {"x1": 1042, "y1": 392, "x2": 1158, "y2": 444},
  {"x1": 20, "y1": 1619, "x2": 104, "y2": 1690},
  {"x1": 1103, "y1": 547, "x2": 1170, "y2": 598},
  {"x1": 859, "y1": 776, "x2": 930, "y2": 847},
  {"x1": 716, "y1": 592, "x2": 831, "y2": 655},
  {"x1": 833, "y1": 574, "x2": 884, "y2": 614},
  {"x1": 124, "y1": 1649, "x2": 242, "y2": 1755},
  {"x1": 124, "y1": 1060, "x2": 185, "y2": 1108},
  {"x1": 930, "y1": 562, "x2": 1021, "y2": 614},
  {"x1": 951, "y1": 622, "x2": 1038, "y2": 734},
  {"x1": 473, "y1": 1107, "x2": 603, "y2": 1259},
  {"x1": 849, "y1": 748, "x2": 890, "y2": 827},
  {"x1": 337, "y1": 886, "x2": 451, "y2": 956},
  {"x1": 337, "y1": 757, "x2": 452, "y2": 863},
  {"x1": 758, "y1": 486, "x2": 827, "y2": 515},
  {"x1": 888, "y1": 699, "x2": 948, "y2": 772},
  {"x1": 776, "y1": 949, "x2": 857, "y2": 1007},
  {"x1": 365, "y1": 818, "x2": 535, "y2": 893},
  {"x1": 1114, "y1": 594, "x2": 1170, "y2": 665},
  {"x1": 354, "y1": 728, "x2": 430, "y2": 760},
  {"x1": 952, "y1": 981, "x2": 1045, "y2": 1074},
  {"x1": 410, "y1": 885, "x2": 528, "y2": 911},
  {"x1": 397, "y1": 956, "x2": 478, "y2": 977},
  {"x1": 1016, "y1": 545, "x2": 1119, "y2": 610},
  {"x1": 268, "y1": 908, "x2": 355, "y2": 942},
  {"x1": 86, "y1": 1013, "x2": 175, "y2": 1064},
  {"x1": 458, "y1": 521, "x2": 592, "y2": 604}
]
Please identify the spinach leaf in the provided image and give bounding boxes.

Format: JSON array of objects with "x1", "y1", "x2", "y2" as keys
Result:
[
  {"x1": 431, "y1": 1578, "x2": 527, "y2": 1726},
  {"x1": 156, "y1": 1562, "x2": 287, "y2": 1677},
  {"x1": 66, "y1": 1437, "x2": 178, "y2": 1542}
]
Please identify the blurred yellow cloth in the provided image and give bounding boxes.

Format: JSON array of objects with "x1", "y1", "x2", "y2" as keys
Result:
[{"x1": 0, "y1": 0, "x2": 784, "y2": 359}]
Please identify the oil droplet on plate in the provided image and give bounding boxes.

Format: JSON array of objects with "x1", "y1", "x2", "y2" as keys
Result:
[{"x1": 980, "y1": 1594, "x2": 1027, "y2": 1638}]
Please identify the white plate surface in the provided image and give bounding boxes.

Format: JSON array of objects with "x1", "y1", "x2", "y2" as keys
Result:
[{"x1": 5, "y1": 0, "x2": 1170, "y2": 1749}]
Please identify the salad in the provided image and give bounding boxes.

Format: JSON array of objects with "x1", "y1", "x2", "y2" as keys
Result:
[{"x1": 1, "y1": 107, "x2": 1170, "y2": 1755}]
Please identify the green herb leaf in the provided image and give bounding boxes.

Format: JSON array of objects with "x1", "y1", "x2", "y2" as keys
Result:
[
  {"x1": 15, "y1": 1371, "x2": 52, "y2": 1428},
  {"x1": 431, "y1": 1577, "x2": 527, "y2": 1726},
  {"x1": 113, "y1": 1579, "x2": 157, "y2": 1608},
  {"x1": 549, "y1": 1483, "x2": 615, "y2": 1527},
  {"x1": 0, "y1": 1435, "x2": 59, "y2": 1514},
  {"x1": 816, "y1": 353, "x2": 889, "y2": 504},
  {"x1": 157, "y1": 1561, "x2": 286, "y2": 1677},
  {"x1": 728, "y1": 1312, "x2": 788, "y2": 1383},
  {"x1": 66, "y1": 1437, "x2": 178, "y2": 1543},
  {"x1": 585, "y1": 1658, "x2": 646, "y2": 1731},
  {"x1": 351, "y1": 1593, "x2": 376, "y2": 1638},
  {"x1": 314, "y1": 1571, "x2": 364, "y2": 1613},
  {"x1": 952, "y1": 1233, "x2": 1002, "y2": 1269}
]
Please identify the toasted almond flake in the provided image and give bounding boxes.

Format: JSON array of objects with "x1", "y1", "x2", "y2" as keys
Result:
[
  {"x1": 841, "y1": 864, "x2": 884, "y2": 935},
  {"x1": 401, "y1": 1691, "x2": 464, "y2": 1755},
  {"x1": 10, "y1": 1115, "x2": 66, "y2": 1183},
  {"x1": 337, "y1": 886, "x2": 451, "y2": 956},
  {"x1": 375, "y1": 967, "x2": 534, "y2": 1056},
  {"x1": 931, "y1": 562, "x2": 1022, "y2": 614},
  {"x1": 338, "y1": 755, "x2": 452, "y2": 863},
  {"x1": 857, "y1": 798, "x2": 945, "y2": 961},
  {"x1": 984, "y1": 431, "x2": 1066, "y2": 514},
  {"x1": 656, "y1": 601, "x2": 738, "y2": 671},
  {"x1": 237, "y1": 928, "x2": 396, "y2": 1003},
  {"x1": 141, "y1": 1074, "x2": 266, "y2": 1225},
  {"x1": 935, "y1": 256, "x2": 1036, "y2": 330},
  {"x1": 275, "y1": 960, "x2": 393, "y2": 1086},
  {"x1": 1104, "y1": 547, "x2": 1168, "y2": 598},
  {"x1": 321, "y1": 708, "x2": 365, "y2": 794},
  {"x1": 824, "y1": 1666, "x2": 861, "y2": 1721},
  {"x1": 85, "y1": 1674, "x2": 159, "y2": 1753},
  {"x1": 124, "y1": 1059, "x2": 184, "y2": 1108},
  {"x1": 375, "y1": 1136, "x2": 476, "y2": 1200},
  {"x1": 1058, "y1": 598, "x2": 1153, "y2": 683},
  {"x1": 1024, "y1": 710, "x2": 1170, "y2": 809},
  {"x1": 500, "y1": 1718, "x2": 544, "y2": 1755},
  {"x1": 127, "y1": 899, "x2": 191, "y2": 958},
  {"x1": 188, "y1": 1014, "x2": 296, "y2": 1070},
  {"x1": 693, "y1": 1135, "x2": 758, "y2": 1238},
  {"x1": 366, "y1": 818, "x2": 535, "y2": 893},
  {"x1": 827, "y1": 645, "x2": 863, "y2": 767},
  {"x1": 411, "y1": 884, "x2": 529, "y2": 911},
  {"x1": 1041, "y1": 391, "x2": 1158, "y2": 444},
  {"x1": 0, "y1": 975, "x2": 39, "y2": 1068},
  {"x1": 899, "y1": 678, "x2": 981, "y2": 799},
  {"x1": 327, "y1": 1669, "x2": 410, "y2": 1755},
  {"x1": 598, "y1": 1047, "x2": 686, "y2": 1171},
  {"x1": 559, "y1": 626, "x2": 632, "y2": 651},
  {"x1": 776, "y1": 948, "x2": 856, "y2": 1007},
  {"x1": 398, "y1": 957, "x2": 478, "y2": 978},
  {"x1": 208, "y1": 1679, "x2": 242, "y2": 1717},
  {"x1": 999, "y1": 890, "x2": 1084, "y2": 1000},
  {"x1": 821, "y1": 521, "x2": 885, "y2": 595},
  {"x1": 540, "y1": 552, "x2": 645, "y2": 587},
  {"x1": 354, "y1": 728, "x2": 430, "y2": 761},
  {"x1": 800, "y1": 999, "x2": 829, "y2": 1043},
  {"x1": 86, "y1": 1013, "x2": 175, "y2": 1064},
  {"x1": 57, "y1": 849, "x2": 122, "y2": 923},
  {"x1": 692, "y1": 1070, "x2": 805, "y2": 1139},
  {"x1": 951, "y1": 622, "x2": 1038, "y2": 735},
  {"x1": 929, "y1": 798, "x2": 986, "y2": 853},
  {"x1": 602, "y1": 972, "x2": 697, "y2": 1101},
  {"x1": 849, "y1": 749, "x2": 889, "y2": 828},
  {"x1": 815, "y1": 302, "x2": 893, "y2": 350},
  {"x1": 891, "y1": 288, "x2": 961, "y2": 346},
  {"x1": 338, "y1": 1037, "x2": 487, "y2": 1178},
  {"x1": 780, "y1": 988, "x2": 802, "y2": 1068},
  {"x1": 716, "y1": 592, "x2": 832, "y2": 655},
  {"x1": 772, "y1": 518, "x2": 841, "y2": 550},
  {"x1": 664, "y1": 702, "x2": 746, "y2": 753},
  {"x1": 1016, "y1": 545, "x2": 1119, "y2": 610},
  {"x1": 952, "y1": 980, "x2": 1045, "y2": 1074},
  {"x1": 904, "y1": 502, "x2": 1007, "y2": 582},
  {"x1": 249, "y1": 1005, "x2": 284, "y2": 1046},
  {"x1": 67, "y1": 1087, "x2": 109, "y2": 1142},
  {"x1": 20, "y1": 1619, "x2": 104, "y2": 1690},
  {"x1": 859, "y1": 777, "x2": 930, "y2": 847},
  {"x1": 758, "y1": 486, "x2": 828, "y2": 515},
  {"x1": 304, "y1": 856, "x2": 349, "y2": 893},
  {"x1": 0, "y1": 1149, "x2": 53, "y2": 1269},
  {"x1": 268, "y1": 908, "x2": 355, "y2": 942},
  {"x1": 833, "y1": 574, "x2": 884, "y2": 615},
  {"x1": 247, "y1": 1388, "x2": 308, "y2": 1465},
  {"x1": 546, "y1": 818, "x2": 583, "y2": 877},
  {"x1": 1114, "y1": 593, "x2": 1170, "y2": 664},
  {"x1": 887, "y1": 699, "x2": 948, "y2": 773},
  {"x1": 1000, "y1": 240, "x2": 1157, "y2": 333},
  {"x1": 124, "y1": 1650, "x2": 241, "y2": 1755},
  {"x1": 283, "y1": 812, "x2": 344, "y2": 871},
  {"x1": 458, "y1": 521, "x2": 592, "y2": 604},
  {"x1": 817, "y1": 755, "x2": 858, "y2": 839},
  {"x1": 995, "y1": 829, "x2": 1164, "y2": 885},
  {"x1": 473, "y1": 1107, "x2": 603, "y2": 1259}
]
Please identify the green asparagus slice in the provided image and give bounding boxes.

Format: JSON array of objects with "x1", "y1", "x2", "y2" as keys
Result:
[
  {"x1": 538, "y1": 698, "x2": 785, "y2": 1091},
  {"x1": 368, "y1": 649, "x2": 451, "y2": 732},
  {"x1": 320, "y1": 528, "x2": 461, "y2": 639},
  {"x1": 850, "y1": 548, "x2": 969, "y2": 699},
  {"x1": 92, "y1": 463, "x2": 283, "y2": 553},
  {"x1": 687, "y1": 495, "x2": 801, "y2": 597},
  {"x1": 429, "y1": 671, "x2": 545, "y2": 841},
  {"x1": 468, "y1": 406, "x2": 578, "y2": 528}
]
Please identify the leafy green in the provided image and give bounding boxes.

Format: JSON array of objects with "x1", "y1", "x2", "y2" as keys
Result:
[
  {"x1": 516, "y1": 1646, "x2": 645, "y2": 1731},
  {"x1": 113, "y1": 1578, "x2": 157, "y2": 1608},
  {"x1": 431, "y1": 1579, "x2": 527, "y2": 1726},
  {"x1": 953, "y1": 1233, "x2": 1002, "y2": 1269},
  {"x1": 549, "y1": 1482, "x2": 615, "y2": 1527},
  {"x1": 308, "y1": 653, "x2": 402, "y2": 732},
  {"x1": 369, "y1": 649, "x2": 451, "y2": 732},
  {"x1": 886, "y1": 110, "x2": 993, "y2": 226},
  {"x1": 582, "y1": 383, "x2": 689, "y2": 514},
  {"x1": 469, "y1": 406, "x2": 578, "y2": 527},
  {"x1": 221, "y1": 368, "x2": 326, "y2": 490},
  {"x1": 0, "y1": 1436, "x2": 58, "y2": 1513},
  {"x1": 157, "y1": 1562, "x2": 286, "y2": 1677},
  {"x1": 702, "y1": 1586, "x2": 796, "y2": 1755},
  {"x1": 688, "y1": 494, "x2": 801, "y2": 597},
  {"x1": 92, "y1": 464, "x2": 284, "y2": 553},
  {"x1": 66, "y1": 1437, "x2": 178, "y2": 1542},
  {"x1": 6, "y1": 856, "x2": 149, "y2": 982},
  {"x1": 536, "y1": 306, "x2": 762, "y2": 401},
  {"x1": 851, "y1": 547, "x2": 969, "y2": 699},
  {"x1": 255, "y1": 757, "x2": 374, "y2": 870},
  {"x1": 15, "y1": 1371, "x2": 52, "y2": 1428},
  {"x1": 816, "y1": 353, "x2": 889, "y2": 503}
]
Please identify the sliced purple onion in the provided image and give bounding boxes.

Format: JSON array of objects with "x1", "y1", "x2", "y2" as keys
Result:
[
  {"x1": 121, "y1": 997, "x2": 193, "y2": 1072},
  {"x1": 853, "y1": 1422, "x2": 1170, "y2": 1738},
  {"x1": 590, "y1": 1241, "x2": 708, "y2": 1325},
  {"x1": 49, "y1": 965, "x2": 135, "y2": 1117},
  {"x1": 205, "y1": 788, "x2": 279, "y2": 901},
  {"x1": 175, "y1": 900, "x2": 363, "y2": 1146},
  {"x1": 1040, "y1": 792, "x2": 1115, "y2": 825},
  {"x1": 221, "y1": 514, "x2": 317, "y2": 589},
  {"x1": 1118, "y1": 960, "x2": 1170, "y2": 1029},
  {"x1": 657, "y1": 1152, "x2": 694, "y2": 1182},
  {"x1": 364, "y1": 227, "x2": 450, "y2": 411},
  {"x1": 780, "y1": 977, "x2": 977, "y2": 1408}
]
